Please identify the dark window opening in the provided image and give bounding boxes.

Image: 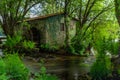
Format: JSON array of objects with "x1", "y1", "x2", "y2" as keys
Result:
[
  {"x1": 30, "y1": 27, "x2": 41, "y2": 46},
  {"x1": 60, "y1": 23, "x2": 65, "y2": 31}
]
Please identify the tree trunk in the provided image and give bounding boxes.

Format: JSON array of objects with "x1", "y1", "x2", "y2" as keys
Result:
[
  {"x1": 64, "y1": 0, "x2": 71, "y2": 53},
  {"x1": 64, "y1": 15, "x2": 70, "y2": 49},
  {"x1": 2, "y1": 24, "x2": 15, "y2": 37}
]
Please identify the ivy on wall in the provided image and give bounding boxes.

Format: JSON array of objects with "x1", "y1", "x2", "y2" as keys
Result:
[{"x1": 45, "y1": 15, "x2": 63, "y2": 43}]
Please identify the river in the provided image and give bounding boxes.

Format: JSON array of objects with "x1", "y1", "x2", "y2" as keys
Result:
[{"x1": 22, "y1": 54, "x2": 95, "y2": 80}]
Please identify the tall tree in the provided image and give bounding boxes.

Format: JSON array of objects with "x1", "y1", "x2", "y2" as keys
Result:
[
  {"x1": 74, "y1": 0, "x2": 113, "y2": 39},
  {"x1": 64, "y1": 0, "x2": 71, "y2": 52},
  {"x1": 0, "y1": 0, "x2": 43, "y2": 37},
  {"x1": 70, "y1": 0, "x2": 114, "y2": 53}
]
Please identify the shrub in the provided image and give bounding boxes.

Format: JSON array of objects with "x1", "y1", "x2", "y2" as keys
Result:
[
  {"x1": 0, "y1": 53, "x2": 29, "y2": 80},
  {"x1": 0, "y1": 74, "x2": 8, "y2": 80},
  {"x1": 0, "y1": 58, "x2": 6, "y2": 75},
  {"x1": 22, "y1": 40, "x2": 35, "y2": 50},
  {"x1": 90, "y1": 38, "x2": 112, "y2": 80},
  {"x1": 94, "y1": 37, "x2": 119, "y2": 55},
  {"x1": 0, "y1": 58, "x2": 8, "y2": 80},
  {"x1": 4, "y1": 54, "x2": 30, "y2": 80},
  {"x1": 71, "y1": 41, "x2": 87, "y2": 55},
  {"x1": 4, "y1": 35, "x2": 22, "y2": 48},
  {"x1": 40, "y1": 43, "x2": 50, "y2": 51},
  {"x1": 3, "y1": 35, "x2": 36, "y2": 54},
  {"x1": 66, "y1": 45, "x2": 76, "y2": 54},
  {"x1": 71, "y1": 34, "x2": 89, "y2": 55},
  {"x1": 106, "y1": 38, "x2": 119, "y2": 55},
  {"x1": 40, "y1": 43, "x2": 59, "y2": 52},
  {"x1": 90, "y1": 54, "x2": 111, "y2": 80},
  {"x1": 3, "y1": 35, "x2": 22, "y2": 53}
]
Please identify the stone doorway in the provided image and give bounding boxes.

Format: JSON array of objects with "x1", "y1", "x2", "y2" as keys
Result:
[{"x1": 30, "y1": 27, "x2": 41, "y2": 46}]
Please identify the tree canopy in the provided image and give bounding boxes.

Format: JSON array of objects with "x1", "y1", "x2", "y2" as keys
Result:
[
  {"x1": 0, "y1": 0, "x2": 119, "y2": 54},
  {"x1": 0, "y1": 0, "x2": 43, "y2": 36}
]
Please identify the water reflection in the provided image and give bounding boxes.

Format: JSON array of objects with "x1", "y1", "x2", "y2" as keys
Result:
[
  {"x1": 47, "y1": 58, "x2": 94, "y2": 80},
  {"x1": 23, "y1": 56, "x2": 95, "y2": 80}
]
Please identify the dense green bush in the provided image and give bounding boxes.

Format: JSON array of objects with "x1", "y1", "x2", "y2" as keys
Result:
[
  {"x1": 94, "y1": 37, "x2": 119, "y2": 55},
  {"x1": 3, "y1": 35, "x2": 36, "y2": 54},
  {"x1": 0, "y1": 54, "x2": 59, "y2": 80},
  {"x1": 40, "y1": 43, "x2": 59, "y2": 52},
  {"x1": 3, "y1": 35, "x2": 22, "y2": 53},
  {"x1": 0, "y1": 58, "x2": 8, "y2": 80},
  {"x1": 40, "y1": 43, "x2": 50, "y2": 51},
  {"x1": 22, "y1": 40, "x2": 35, "y2": 50},
  {"x1": 5, "y1": 54, "x2": 30, "y2": 80},
  {"x1": 90, "y1": 38, "x2": 112, "y2": 80},
  {"x1": 0, "y1": 74, "x2": 8, "y2": 80},
  {"x1": 106, "y1": 38, "x2": 119, "y2": 55},
  {"x1": 66, "y1": 45, "x2": 76, "y2": 54},
  {"x1": 0, "y1": 58, "x2": 6, "y2": 75},
  {"x1": 0, "y1": 54, "x2": 30, "y2": 80},
  {"x1": 71, "y1": 40, "x2": 88, "y2": 55},
  {"x1": 4, "y1": 35, "x2": 22, "y2": 48},
  {"x1": 90, "y1": 54, "x2": 111, "y2": 80}
]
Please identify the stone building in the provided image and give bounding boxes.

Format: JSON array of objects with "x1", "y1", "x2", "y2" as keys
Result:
[{"x1": 25, "y1": 13, "x2": 76, "y2": 47}]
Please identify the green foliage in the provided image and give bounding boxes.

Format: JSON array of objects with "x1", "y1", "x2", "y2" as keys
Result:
[
  {"x1": 72, "y1": 43, "x2": 85, "y2": 55},
  {"x1": 0, "y1": 74, "x2": 8, "y2": 80},
  {"x1": 40, "y1": 43, "x2": 50, "y2": 51},
  {"x1": 0, "y1": 54, "x2": 29, "y2": 80},
  {"x1": 0, "y1": 54, "x2": 59, "y2": 80},
  {"x1": 0, "y1": 58, "x2": 6, "y2": 75},
  {"x1": 4, "y1": 53, "x2": 30, "y2": 80},
  {"x1": 105, "y1": 38, "x2": 119, "y2": 55},
  {"x1": 90, "y1": 55, "x2": 111, "y2": 80},
  {"x1": 71, "y1": 36, "x2": 88, "y2": 55},
  {"x1": 0, "y1": 58, "x2": 8, "y2": 80},
  {"x1": 35, "y1": 60, "x2": 59, "y2": 80},
  {"x1": 3, "y1": 35, "x2": 22, "y2": 53},
  {"x1": 22, "y1": 40, "x2": 35, "y2": 50},
  {"x1": 66, "y1": 45, "x2": 76, "y2": 54},
  {"x1": 94, "y1": 37, "x2": 119, "y2": 55},
  {"x1": 46, "y1": 15, "x2": 62, "y2": 41},
  {"x1": 4, "y1": 35, "x2": 22, "y2": 49},
  {"x1": 4, "y1": 35, "x2": 37, "y2": 54},
  {"x1": 118, "y1": 68, "x2": 120, "y2": 75},
  {"x1": 35, "y1": 74, "x2": 59, "y2": 80},
  {"x1": 40, "y1": 43, "x2": 58, "y2": 52},
  {"x1": 0, "y1": 0, "x2": 44, "y2": 36},
  {"x1": 90, "y1": 37, "x2": 112, "y2": 80},
  {"x1": 41, "y1": 0, "x2": 64, "y2": 15},
  {"x1": 70, "y1": 0, "x2": 117, "y2": 56},
  {"x1": 94, "y1": 37, "x2": 107, "y2": 54}
]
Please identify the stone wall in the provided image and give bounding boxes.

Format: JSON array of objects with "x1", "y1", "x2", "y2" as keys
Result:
[
  {"x1": 45, "y1": 15, "x2": 65, "y2": 47},
  {"x1": 27, "y1": 19, "x2": 46, "y2": 44},
  {"x1": 27, "y1": 14, "x2": 76, "y2": 47}
]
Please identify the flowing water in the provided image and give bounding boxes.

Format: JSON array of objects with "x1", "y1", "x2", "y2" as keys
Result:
[
  {"x1": 22, "y1": 55, "x2": 95, "y2": 80},
  {"x1": 0, "y1": 49, "x2": 95, "y2": 80}
]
